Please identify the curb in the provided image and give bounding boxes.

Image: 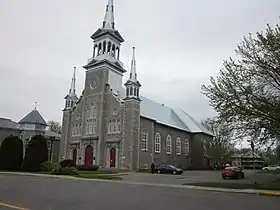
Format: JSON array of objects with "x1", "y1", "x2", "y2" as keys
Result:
[
  {"x1": 260, "y1": 192, "x2": 280, "y2": 197},
  {"x1": 1, "y1": 172, "x2": 280, "y2": 196}
]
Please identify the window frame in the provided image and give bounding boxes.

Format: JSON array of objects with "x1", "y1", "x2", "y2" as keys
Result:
[
  {"x1": 155, "y1": 133, "x2": 161, "y2": 153},
  {"x1": 141, "y1": 129, "x2": 148, "y2": 151},
  {"x1": 176, "y1": 137, "x2": 181, "y2": 155},
  {"x1": 166, "y1": 135, "x2": 172, "y2": 154}
]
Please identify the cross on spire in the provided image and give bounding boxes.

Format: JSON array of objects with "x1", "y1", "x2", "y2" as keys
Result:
[{"x1": 34, "y1": 102, "x2": 38, "y2": 110}]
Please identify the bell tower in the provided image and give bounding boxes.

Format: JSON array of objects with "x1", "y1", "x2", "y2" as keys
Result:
[{"x1": 122, "y1": 47, "x2": 141, "y2": 171}]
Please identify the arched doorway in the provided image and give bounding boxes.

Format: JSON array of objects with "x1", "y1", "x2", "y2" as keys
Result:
[
  {"x1": 84, "y1": 145, "x2": 93, "y2": 167},
  {"x1": 72, "y1": 149, "x2": 77, "y2": 165},
  {"x1": 110, "y1": 147, "x2": 116, "y2": 168}
]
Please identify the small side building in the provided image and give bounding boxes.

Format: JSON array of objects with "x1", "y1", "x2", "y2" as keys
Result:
[
  {"x1": 0, "y1": 108, "x2": 61, "y2": 162},
  {"x1": 231, "y1": 151, "x2": 264, "y2": 169}
]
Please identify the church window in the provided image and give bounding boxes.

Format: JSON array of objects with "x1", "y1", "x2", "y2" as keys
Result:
[
  {"x1": 155, "y1": 133, "x2": 161, "y2": 153},
  {"x1": 107, "y1": 42, "x2": 112, "y2": 54},
  {"x1": 93, "y1": 106, "x2": 97, "y2": 118},
  {"x1": 112, "y1": 45, "x2": 115, "y2": 57},
  {"x1": 103, "y1": 41, "x2": 106, "y2": 54},
  {"x1": 98, "y1": 43, "x2": 102, "y2": 55},
  {"x1": 85, "y1": 122, "x2": 89, "y2": 134},
  {"x1": 126, "y1": 88, "x2": 129, "y2": 97},
  {"x1": 129, "y1": 86, "x2": 133, "y2": 96},
  {"x1": 108, "y1": 120, "x2": 112, "y2": 133},
  {"x1": 89, "y1": 121, "x2": 93, "y2": 134},
  {"x1": 112, "y1": 120, "x2": 117, "y2": 133},
  {"x1": 176, "y1": 137, "x2": 181, "y2": 155},
  {"x1": 93, "y1": 119, "x2": 97, "y2": 134},
  {"x1": 141, "y1": 129, "x2": 148, "y2": 151},
  {"x1": 136, "y1": 88, "x2": 139, "y2": 97},
  {"x1": 166, "y1": 135, "x2": 172, "y2": 154},
  {"x1": 117, "y1": 120, "x2": 121, "y2": 133},
  {"x1": 185, "y1": 139, "x2": 190, "y2": 155}
]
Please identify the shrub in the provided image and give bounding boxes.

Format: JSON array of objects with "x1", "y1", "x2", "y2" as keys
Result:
[
  {"x1": 23, "y1": 135, "x2": 48, "y2": 171},
  {"x1": 76, "y1": 165, "x2": 100, "y2": 171},
  {"x1": 40, "y1": 161, "x2": 58, "y2": 172},
  {"x1": 51, "y1": 165, "x2": 78, "y2": 176},
  {"x1": 59, "y1": 159, "x2": 75, "y2": 168},
  {"x1": 0, "y1": 135, "x2": 23, "y2": 170}
]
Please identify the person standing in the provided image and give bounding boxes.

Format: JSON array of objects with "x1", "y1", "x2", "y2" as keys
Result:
[{"x1": 151, "y1": 162, "x2": 155, "y2": 174}]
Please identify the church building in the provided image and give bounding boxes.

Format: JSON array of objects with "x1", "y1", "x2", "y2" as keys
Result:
[{"x1": 60, "y1": 0, "x2": 214, "y2": 171}]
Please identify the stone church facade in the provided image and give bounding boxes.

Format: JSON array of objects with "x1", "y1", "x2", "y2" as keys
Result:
[{"x1": 60, "y1": 0, "x2": 214, "y2": 171}]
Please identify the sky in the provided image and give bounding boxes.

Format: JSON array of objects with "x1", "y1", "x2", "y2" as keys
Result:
[{"x1": 0, "y1": 0, "x2": 279, "y2": 126}]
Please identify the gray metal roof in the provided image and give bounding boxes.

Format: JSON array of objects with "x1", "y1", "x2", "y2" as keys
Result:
[
  {"x1": 115, "y1": 88, "x2": 213, "y2": 135},
  {"x1": 140, "y1": 96, "x2": 213, "y2": 136},
  {"x1": 45, "y1": 130, "x2": 61, "y2": 139},
  {"x1": 0, "y1": 118, "x2": 20, "y2": 130},
  {"x1": 18, "y1": 109, "x2": 47, "y2": 125}
]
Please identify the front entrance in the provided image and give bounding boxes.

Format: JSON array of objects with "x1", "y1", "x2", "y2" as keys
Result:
[
  {"x1": 72, "y1": 149, "x2": 77, "y2": 165},
  {"x1": 84, "y1": 145, "x2": 93, "y2": 167},
  {"x1": 110, "y1": 147, "x2": 116, "y2": 168}
]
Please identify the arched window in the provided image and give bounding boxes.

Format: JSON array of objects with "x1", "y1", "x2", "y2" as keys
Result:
[
  {"x1": 89, "y1": 121, "x2": 93, "y2": 134},
  {"x1": 117, "y1": 120, "x2": 121, "y2": 133},
  {"x1": 185, "y1": 139, "x2": 190, "y2": 155},
  {"x1": 93, "y1": 119, "x2": 97, "y2": 134},
  {"x1": 155, "y1": 133, "x2": 161, "y2": 153},
  {"x1": 176, "y1": 137, "x2": 181, "y2": 155},
  {"x1": 166, "y1": 135, "x2": 172, "y2": 154},
  {"x1": 141, "y1": 129, "x2": 148, "y2": 151},
  {"x1": 112, "y1": 120, "x2": 117, "y2": 133},
  {"x1": 108, "y1": 120, "x2": 112, "y2": 133}
]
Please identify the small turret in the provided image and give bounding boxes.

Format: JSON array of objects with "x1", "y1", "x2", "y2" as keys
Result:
[
  {"x1": 124, "y1": 47, "x2": 141, "y2": 101},
  {"x1": 64, "y1": 67, "x2": 78, "y2": 110}
]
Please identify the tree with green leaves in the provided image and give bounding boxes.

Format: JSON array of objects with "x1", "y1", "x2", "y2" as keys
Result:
[
  {"x1": 47, "y1": 120, "x2": 62, "y2": 134},
  {"x1": 202, "y1": 24, "x2": 280, "y2": 143},
  {"x1": 202, "y1": 117, "x2": 235, "y2": 165},
  {"x1": 23, "y1": 135, "x2": 48, "y2": 171},
  {"x1": 0, "y1": 135, "x2": 23, "y2": 170}
]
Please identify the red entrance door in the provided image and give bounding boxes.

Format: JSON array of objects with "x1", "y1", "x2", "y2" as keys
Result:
[
  {"x1": 72, "y1": 149, "x2": 77, "y2": 165},
  {"x1": 110, "y1": 147, "x2": 116, "y2": 168},
  {"x1": 84, "y1": 145, "x2": 93, "y2": 167}
]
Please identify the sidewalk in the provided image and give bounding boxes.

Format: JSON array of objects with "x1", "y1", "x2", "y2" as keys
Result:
[{"x1": 1, "y1": 171, "x2": 280, "y2": 197}]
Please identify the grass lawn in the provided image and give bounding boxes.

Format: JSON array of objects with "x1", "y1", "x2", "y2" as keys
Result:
[
  {"x1": 183, "y1": 179, "x2": 280, "y2": 191},
  {"x1": 77, "y1": 170, "x2": 117, "y2": 175},
  {"x1": 75, "y1": 170, "x2": 123, "y2": 180}
]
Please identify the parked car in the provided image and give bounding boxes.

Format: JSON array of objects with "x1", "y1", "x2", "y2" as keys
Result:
[
  {"x1": 262, "y1": 165, "x2": 280, "y2": 172},
  {"x1": 155, "y1": 165, "x2": 183, "y2": 175},
  {"x1": 222, "y1": 166, "x2": 244, "y2": 179}
]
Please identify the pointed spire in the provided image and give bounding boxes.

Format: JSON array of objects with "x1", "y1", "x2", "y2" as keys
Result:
[
  {"x1": 129, "y1": 47, "x2": 137, "y2": 81},
  {"x1": 102, "y1": 0, "x2": 115, "y2": 30},
  {"x1": 69, "y1": 67, "x2": 76, "y2": 96}
]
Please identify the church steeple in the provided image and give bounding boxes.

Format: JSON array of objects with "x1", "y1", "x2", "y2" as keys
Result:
[
  {"x1": 85, "y1": 0, "x2": 125, "y2": 73},
  {"x1": 124, "y1": 47, "x2": 141, "y2": 100},
  {"x1": 64, "y1": 67, "x2": 78, "y2": 111},
  {"x1": 102, "y1": 0, "x2": 115, "y2": 30},
  {"x1": 69, "y1": 67, "x2": 76, "y2": 96}
]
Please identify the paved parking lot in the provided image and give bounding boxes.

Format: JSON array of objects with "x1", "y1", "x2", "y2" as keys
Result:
[
  {"x1": 1, "y1": 174, "x2": 279, "y2": 210},
  {"x1": 120, "y1": 170, "x2": 280, "y2": 185}
]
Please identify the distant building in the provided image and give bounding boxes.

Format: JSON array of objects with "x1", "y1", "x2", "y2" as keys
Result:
[
  {"x1": 60, "y1": 0, "x2": 214, "y2": 171},
  {"x1": 0, "y1": 108, "x2": 60, "y2": 162},
  {"x1": 231, "y1": 151, "x2": 264, "y2": 169}
]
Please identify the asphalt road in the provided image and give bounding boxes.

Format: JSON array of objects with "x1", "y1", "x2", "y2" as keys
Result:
[
  {"x1": 121, "y1": 170, "x2": 280, "y2": 185},
  {"x1": 0, "y1": 174, "x2": 279, "y2": 210}
]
